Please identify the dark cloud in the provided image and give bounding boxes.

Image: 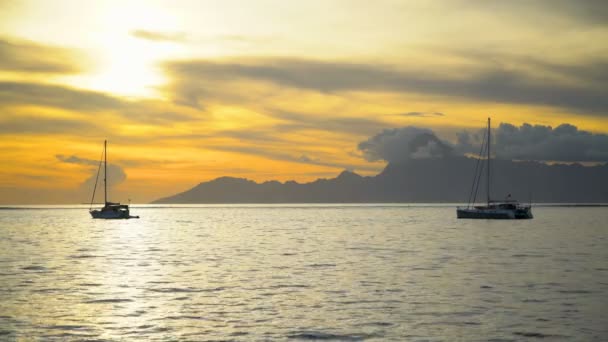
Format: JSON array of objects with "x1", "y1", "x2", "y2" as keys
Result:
[
  {"x1": 272, "y1": 110, "x2": 388, "y2": 136},
  {"x1": 218, "y1": 128, "x2": 286, "y2": 144},
  {"x1": 209, "y1": 145, "x2": 379, "y2": 172},
  {"x1": 56, "y1": 154, "x2": 127, "y2": 191},
  {"x1": 56, "y1": 154, "x2": 98, "y2": 166},
  {"x1": 0, "y1": 37, "x2": 83, "y2": 74},
  {"x1": 131, "y1": 30, "x2": 187, "y2": 43},
  {"x1": 298, "y1": 154, "x2": 317, "y2": 163},
  {"x1": 119, "y1": 99, "x2": 200, "y2": 123},
  {"x1": 0, "y1": 81, "x2": 124, "y2": 111},
  {"x1": 0, "y1": 115, "x2": 97, "y2": 134},
  {"x1": 400, "y1": 112, "x2": 445, "y2": 117},
  {"x1": 218, "y1": 34, "x2": 273, "y2": 44},
  {"x1": 542, "y1": 60, "x2": 608, "y2": 88},
  {"x1": 552, "y1": 0, "x2": 608, "y2": 24},
  {"x1": 448, "y1": 48, "x2": 608, "y2": 89},
  {"x1": 130, "y1": 30, "x2": 274, "y2": 46},
  {"x1": 163, "y1": 58, "x2": 608, "y2": 115},
  {"x1": 185, "y1": 110, "x2": 389, "y2": 145},
  {"x1": 358, "y1": 127, "x2": 454, "y2": 163},
  {"x1": 0, "y1": 81, "x2": 199, "y2": 127},
  {"x1": 125, "y1": 111, "x2": 195, "y2": 124},
  {"x1": 360, "y1": 121, "x2": 608, "y2": 164},
  {"x1": 457, "y1": 122, "x2": 608, "y2": 162},
  {"x1": 81, "y1": 163, "x2": 126, "y2": 191},
  {"x1": 164, "y1": 58, "x2": 405, "y2": 93},
  {"x1": 456, "y1": 0, "x2": 608, "y2": 26}
]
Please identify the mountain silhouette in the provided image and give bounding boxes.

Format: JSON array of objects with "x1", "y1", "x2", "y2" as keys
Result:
[{"x1": 152, "y1": 157, "x2": 608, "y2": 203}]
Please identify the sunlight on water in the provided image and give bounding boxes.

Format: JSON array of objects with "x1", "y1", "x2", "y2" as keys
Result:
[{"x1": 1, "y1": 205, "x2": 607, "y2": 340}]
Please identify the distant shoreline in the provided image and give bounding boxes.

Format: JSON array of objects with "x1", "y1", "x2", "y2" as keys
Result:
[{"x1": 2, "y1": 203, "x2": 608, "y2": 210}]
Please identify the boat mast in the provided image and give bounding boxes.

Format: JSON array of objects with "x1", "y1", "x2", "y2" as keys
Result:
[
  {"x1": 104, "y1": 140, "x2": 107, "y2": 205},
  {"x1": 487, "y1": 117, "x2": 490, "y2": 205}
]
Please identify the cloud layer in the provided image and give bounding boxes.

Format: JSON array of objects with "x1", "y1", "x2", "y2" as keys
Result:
[
  {"x1": 56, "y1": 154, "x2": 127, "y2": 191},
  {"x1": 0, "y1": 81, "x2": 124, "y2": 111},
  {"x1": 461, "y1": 123, "x2": 608, "y2": 162},
  {"x1": 359, "y1": 122, "x2": 608, "y2": 163},
  {"x1": 0, "y1": 37, "x2": 83, "y2": 74},
  {"x1": 164, "y1": 57, "x2": 608, "y2": 114},
  {"x1": 131, "y1": 30, "x2": 187, "y2": 43},
  {"x1": 358, "y1": 127, "x2": 454, "y2": 163}
]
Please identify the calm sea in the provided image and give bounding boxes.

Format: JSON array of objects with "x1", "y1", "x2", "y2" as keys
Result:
[{"x1": 1, "y1": 205, "x2": 607, "y2": 341}]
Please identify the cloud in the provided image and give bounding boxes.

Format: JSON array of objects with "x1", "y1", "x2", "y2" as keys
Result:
[
  {"x1": 456, "y1": 122, "x2": 608, "y2": 162},
  {"x1": 272, "y1": 110, "x2": 388, "y2": 136},
  {"x1": 455, "y1": 0, "x2": 608, "y2": 26},
  {"x1": 358, "y1": 127, "x2": 454, "y2": 163},
  {"x1": 163, "y1": 57, "x2": 608, "y2": 115},
  {"x1": 81, "y1": 163, "x2": 126, "y2": 191},
  {"x1": 131, "y1": 30, "x2": 187, "y2": 43},
  {"x1": 362, "y1": 121, "x2": 608, "y2": 163},
  {"x1": 130, "y1": 30, "x2": 273, "y2": 46},
  {"x1": 209, "y1": 145, "x2": 379, "y2": 172},
  {"x1": 0, "y1": 116, "x2": 97, "y2": 134},
  {"x1": 56, "y1": 154, "x2": 98, "y2": 166},
  {"x1": 298, "y1": 154, "x2": 316, "y2": 163},
  {"x1": 0, "y1": 36, "x2": 83, "y2": 74},
  {"x1": 0, "y1": 81, "x2": 199, "y2": 127},
  {"x1": 56, "y1": 154, "x2": 127, "y2": 191},
  {"x1": 0, "y1": 81, "x2": 124, "y2": 111},
  {"x1": 216, "y1": 34, "x2": 274, "y2": 44},
  {"x1": 172, "y1": 110, "x2": 390, "y2": 146},
  {"x1": 118, "y1": 99, "x2": 200, "y2": 124},
  {"x1": 400, "y1": 112, "x2": 445, "y2": 117}
]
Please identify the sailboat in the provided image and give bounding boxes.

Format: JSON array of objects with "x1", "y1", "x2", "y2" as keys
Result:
[
  {"x1": 456, "y1": 118, "x2": 533, "y2": 219},
  {"x1": 89, "y1": 140, "x2": 139, "y2": 219}
]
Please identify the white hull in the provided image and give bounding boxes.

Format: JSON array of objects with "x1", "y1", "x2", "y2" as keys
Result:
[
  {"x1": 90, "y1": 202, "x2": 138, "y2": 220},
  {"x1": 457, "y1": 206, "x2": 532, "y2": 219},
  {"x1": 456, "y1": 118, "x2": 533, "y2": 220},
  {"x1": 90, "y1": 209, "x2": 135, "y2": 219}
]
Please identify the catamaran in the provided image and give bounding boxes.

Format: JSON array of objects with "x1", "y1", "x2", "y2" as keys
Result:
[
  {"x1": 457, "y1": 118, "x2": 533, "y2": 219},
  {"x1": 89, "y1": 140, "x2": 139, "y2": 219}
]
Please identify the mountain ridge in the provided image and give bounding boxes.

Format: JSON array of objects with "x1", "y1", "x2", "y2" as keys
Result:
[{"x1": 152, "y1": 157, "x2": 608, "y2": 203}]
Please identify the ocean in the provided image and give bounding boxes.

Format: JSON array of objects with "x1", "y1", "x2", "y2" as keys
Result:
[{"x1": 1, "y1": 205, "x2": 607, "y2": 341}]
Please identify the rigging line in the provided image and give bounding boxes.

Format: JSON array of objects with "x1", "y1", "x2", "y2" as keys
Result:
[
  {"x1": 472, "y1": 156, "x2": 485, "y2": 205},
  {"x1": 89, "y1": 146, "x2": 104, "y2": 211},
  {"x1": 467, "y1": 132, "x2": 486, "y2": 206},
  {"x1": 467, "y1": 156, "x2": 481, "y2": 207},
  {"x1": 467, "y1": 128, "x2": 487, "y2": 207},
  {"x1": 471, "y1": 132, "x2": 487, "y2": 206}
]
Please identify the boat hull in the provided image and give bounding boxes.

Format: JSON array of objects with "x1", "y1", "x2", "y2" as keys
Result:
[
  {"x1": 90, "y1": 207, "x2": 138, "y2": 219},
  {"x1": 457, "y1": 207, "x2": 533, "y2": 219},
  {"x1": 88, "y1": 141, "x2": 139, "y2": 219}
]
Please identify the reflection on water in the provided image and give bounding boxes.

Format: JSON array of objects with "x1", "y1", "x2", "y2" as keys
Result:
[{"x1": 1, "y1": 205, "x2": 607, "y2": 340}]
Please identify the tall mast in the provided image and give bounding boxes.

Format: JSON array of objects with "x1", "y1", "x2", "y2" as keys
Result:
[
  {"x1": 487, "y1": 118, "x2": 491, "y2": 205},
  {"x1": 104, "y1": 140, "x2": 107, "y2": 205}
]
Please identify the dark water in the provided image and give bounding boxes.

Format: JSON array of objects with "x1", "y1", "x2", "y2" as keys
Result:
[{"x1": 1, "y1": 205, "x2": 607, "y2": 341}]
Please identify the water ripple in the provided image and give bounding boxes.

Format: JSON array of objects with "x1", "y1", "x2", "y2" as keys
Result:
[
  {"x1": 287, "y1": 331, "x2": 382, "y2": 340},
  {"x1": 84, "y1": 299, "x2": 134, "y2": 304},
  {"x1": 1, "y1": 206, "x2": 607, "y2": 340}
]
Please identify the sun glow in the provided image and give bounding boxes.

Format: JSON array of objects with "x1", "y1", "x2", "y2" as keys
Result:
[
  {"x1": 58, "y1": 2, "x2": 184, "y2": 98},
  {"x1": 1, "y1": 1, "x2": 607, "y2": 204}
]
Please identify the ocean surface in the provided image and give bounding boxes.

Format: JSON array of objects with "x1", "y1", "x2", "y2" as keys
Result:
[{"x1": 1, "y1": 204, "x2": 607, "y2": 341}]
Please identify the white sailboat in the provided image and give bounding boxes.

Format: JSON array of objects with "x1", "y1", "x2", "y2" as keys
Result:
[
  {"x1": 457, "y1": 118, "x2": 533, "y2": 219},
  {"x1": 89, "y1": 140, "x2": 139, "y2": 219}
]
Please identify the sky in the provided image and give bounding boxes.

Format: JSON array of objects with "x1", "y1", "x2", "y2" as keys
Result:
[{"x1": 1, "y1": 0, "x2": 607, "y2": 204}]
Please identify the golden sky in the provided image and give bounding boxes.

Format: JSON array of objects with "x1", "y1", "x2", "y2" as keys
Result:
[{"x1": 1, "y1": 0, "x2": 607, "y2": 203}]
